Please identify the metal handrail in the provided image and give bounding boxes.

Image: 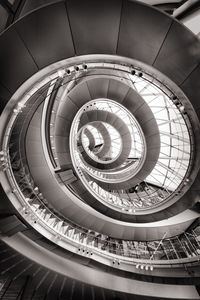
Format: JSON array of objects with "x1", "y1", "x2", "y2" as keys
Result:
[{"x1": 7, "y1": 150, "x2": 200, "y2": 264}]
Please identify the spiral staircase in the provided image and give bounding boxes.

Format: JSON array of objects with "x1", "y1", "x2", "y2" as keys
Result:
[{"x1": 0, "y1": 0, "x2": 200, "y2": 299}]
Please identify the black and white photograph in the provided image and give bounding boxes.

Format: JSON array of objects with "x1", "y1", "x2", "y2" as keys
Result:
[{"x1": 0, "y1": 0, "x2": 200, "y2": 299}]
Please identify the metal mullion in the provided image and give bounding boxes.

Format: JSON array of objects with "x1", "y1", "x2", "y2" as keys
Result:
[
  {"x1": 184, "y1": 233, "x2": 198, "y2": 256},
  {"x1": 160, "y1": 242, "x2": 170, "y2": 260},
  {"x1": 169, "y1": 239, "x2": 180, "y2": 259},
  {"x1": 192, "y1": 230, "x2": 200, "y2": 249},
  {"x1": 176, "y1": 236, "x2": 188, "y2": 258},
  {"x1": 146, "y1": 242, "x2": 153, "y2": 259},
  {"x1": 159, "y1": 131, "x2": 190, "y2": 143}
]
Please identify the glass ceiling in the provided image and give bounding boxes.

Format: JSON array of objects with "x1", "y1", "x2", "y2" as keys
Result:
[{"x1": 130, "y1": 75, "x2": 191, "y2": 192}]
